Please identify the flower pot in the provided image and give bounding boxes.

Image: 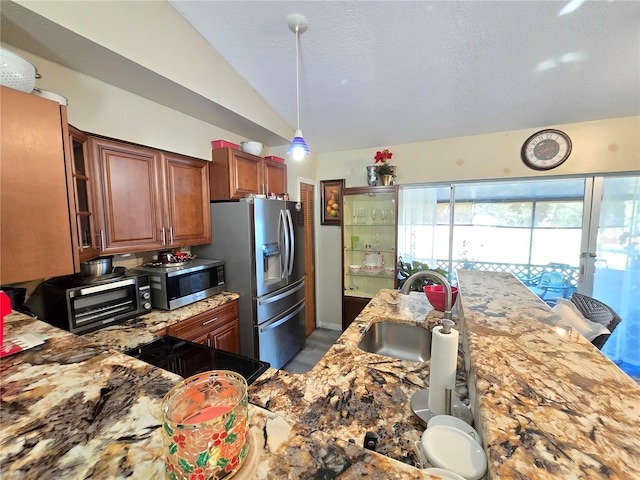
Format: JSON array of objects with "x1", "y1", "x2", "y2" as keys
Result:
[{"x1": 379, "y1": 174, "x2": 394, "y2": 186}]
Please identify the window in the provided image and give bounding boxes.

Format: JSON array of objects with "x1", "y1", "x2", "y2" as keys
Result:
[{"x1": 398, "y1": 179, "x2": 585, "y2": 285}]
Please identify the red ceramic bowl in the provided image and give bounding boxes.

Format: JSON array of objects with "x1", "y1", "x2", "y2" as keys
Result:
[{"x1": 423, "y1": 285, "x2": 458, "y2": 312}]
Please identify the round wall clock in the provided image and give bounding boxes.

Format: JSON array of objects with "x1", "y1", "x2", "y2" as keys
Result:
[{"x1": 521, "y1": 129, "x2": 572, "y2": 171}]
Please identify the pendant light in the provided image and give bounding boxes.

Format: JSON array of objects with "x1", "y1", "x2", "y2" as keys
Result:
[{"x1": 287, "y1": 14, "x2": 310, "y2": 161}]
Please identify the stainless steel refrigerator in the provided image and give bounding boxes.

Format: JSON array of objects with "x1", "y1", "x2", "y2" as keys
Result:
[{"x1": 193, "y1": 198, "x2": 305, "y2": 369}]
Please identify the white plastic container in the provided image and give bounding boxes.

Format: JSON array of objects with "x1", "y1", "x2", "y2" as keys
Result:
[{"x1": 420, "y1": 425, "x2": 487, "y2": 480}]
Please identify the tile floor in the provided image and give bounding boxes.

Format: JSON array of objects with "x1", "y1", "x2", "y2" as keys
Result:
[{"x1": 282, "y1": 328, "x2": 342, "y2": 373}]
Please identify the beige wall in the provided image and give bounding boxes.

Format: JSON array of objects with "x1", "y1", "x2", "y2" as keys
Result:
[
  {"x1": 315, "y1": 116, "x2": 640, "y2": 330},
  {"x1": 15, "y1": 0, "x2": 292, "y2": 140},
  {"x1": 6, "y1": 45, "x2": 248, "y2": 160},
  {"x1": 7, "y1": 1, "x2": 640, "y2": 333}
]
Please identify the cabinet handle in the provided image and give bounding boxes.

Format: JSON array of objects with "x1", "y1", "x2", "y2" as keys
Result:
[
  {"x1": 100, "y1": 230, "x2": 106, "y2": 251},
  {"x1": 202, "y1": 317, "x2": 218, "y2": 326},
  {"x1": 213, "y1": 337, "x2": 218, "y2": 349},
  {"x1": 161, "y1": 227, "x2": 166, "y2": 246},
  {"x1": 169, "y1": 226, "x2": 174, "y2": 245}
]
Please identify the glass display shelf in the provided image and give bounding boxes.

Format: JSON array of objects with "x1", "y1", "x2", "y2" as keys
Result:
[
  {"x1": 344, "y1": 223, "x2": 396, "y2": 227},
  {"x1": 342, "y1": 185, "x2": 399, "y2": 329},
  {"x1": 346, "y1": 271, "x2": 396, "y2": 279}
]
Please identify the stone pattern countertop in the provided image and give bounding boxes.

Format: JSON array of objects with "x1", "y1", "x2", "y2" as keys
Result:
[
  {"x1": 1, "y1": 305, "x2": 442, "y2": 479},
  {"x1": 457, "y1": 270, "x2": 640, "y2": 479},
  {"x1": 6, "y1": 272, "x2": 633, "y2": 479},
  {"x1": 82, "y1": 292, "x2": 239, "y2": 352},
  {"x1": 249, "y1": 289, "x2": 465, "y2": 468}
]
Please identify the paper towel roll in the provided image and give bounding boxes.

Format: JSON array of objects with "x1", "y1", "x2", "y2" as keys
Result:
[{"x1": 428, "y1": 325, "x2": 459, "y2": 416}]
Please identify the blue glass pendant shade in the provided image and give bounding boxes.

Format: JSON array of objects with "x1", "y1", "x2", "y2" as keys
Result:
[{"x1": 287, "y1": 129, "x2": 310, "y2": 160}]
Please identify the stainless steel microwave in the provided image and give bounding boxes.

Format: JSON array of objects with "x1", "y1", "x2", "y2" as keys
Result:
[{"x1": 129, "y1": 258, "x2": 225, "y2": 310}]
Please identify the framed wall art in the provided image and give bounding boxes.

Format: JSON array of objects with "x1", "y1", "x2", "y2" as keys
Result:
[{"x1": 320, "y1": 179, "x2": 345, "y2": 226}]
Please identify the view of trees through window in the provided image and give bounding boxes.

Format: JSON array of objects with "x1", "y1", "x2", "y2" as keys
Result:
[{"x1": 398, "y1": 180, "x2": 586, "y2": 285}]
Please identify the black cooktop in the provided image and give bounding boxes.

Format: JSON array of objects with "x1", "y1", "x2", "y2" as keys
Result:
[{"x1": 125, "y1": 336, "x2": 270, "y2": 384}]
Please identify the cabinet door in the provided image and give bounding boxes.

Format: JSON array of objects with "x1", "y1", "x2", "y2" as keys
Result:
[
  {"x1": 343, "y1": 297, "x2": 370, "y2": 330},
  {"x1": 68, "y1": 126, "x2": 100, "y2": 262},
  {"x1": 166, "y1": 301, "x2": 239, "y2": 347},
  {"x1": 264, "y1": 160, "x2": 287, "y2": 195},
  {"x1": 91, "y1": 137, "x2": 165, "y2": 253},
  {"x1": 163, "y1": 153, "x2": 211, "y2": 247},
  {"x1": 0, "y1": 87, "x2": 75, "y2": 284},
  {"x1": 207, "y1": 319, "x2": 240, "y2": 353},
  {"x1": 211, "y1": 148, "x2": 264, "y2": 200}
]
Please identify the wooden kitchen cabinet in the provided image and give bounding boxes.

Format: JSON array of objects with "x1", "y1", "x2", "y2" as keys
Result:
[
  {"x1": 90, "y1": 137, "x2": 210, "y2": 254},
  {"x1": 210, "y1": 147, "x2": 287, "y2": 200},
  {"x1": 163, "y1": 152, "x2": 211, "y2": 247},
  {"x1": 165, "y1": 300, "x2": 240, "y2": 354},
  {"x1": 68, "y1": 126, "x2": 100, "y2": 262},
  {"x1": 0, "y1": 86, "x2": 78, "y2": 284},
  {"x1": 263, "y1": 159, "x2": 287, "y2": 196}
]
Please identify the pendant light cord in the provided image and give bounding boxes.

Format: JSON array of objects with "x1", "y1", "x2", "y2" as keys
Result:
[{"x1": 295, "y1": 25, "x2": 300, "y2": 131}]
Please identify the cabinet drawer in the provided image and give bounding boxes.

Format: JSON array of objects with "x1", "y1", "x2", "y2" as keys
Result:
[{"x1": 166, "y1": 300, "x2": 238, "y2": 342}]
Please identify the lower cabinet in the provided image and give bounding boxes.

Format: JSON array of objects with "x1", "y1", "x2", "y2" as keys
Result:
[
  {"x1": 343, "y1": 297, "x2": 370, "y2": 331},
  {"x1": 166, "y1": 300, "x2": 240, "y2": 354}
]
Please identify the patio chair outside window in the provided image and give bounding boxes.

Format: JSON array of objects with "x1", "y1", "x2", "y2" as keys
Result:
[
  {"x1": 528, "y1": 271, "x2": 576, "y2": 306},
  {"x1": 570, "y1": 293, "x2": 622, "y2": 350}
]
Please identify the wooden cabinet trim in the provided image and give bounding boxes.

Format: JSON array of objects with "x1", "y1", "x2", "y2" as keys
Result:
[
  {"x1": 210, "y1": 148, "x2": 287, "y2": 200},
  {"x1": 165, "y1": 300, "x2": 239, "y2": 350}
]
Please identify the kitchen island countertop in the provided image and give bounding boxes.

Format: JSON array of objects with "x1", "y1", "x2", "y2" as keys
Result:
[
  {"x1": 0, "y1": 295, "x2": 438, "y2": 479},
  {"x1": 3, "y1": 272, "x2": 638, "y2": 478},
  {"x1": 249, "y1": 272, "x2": 640, "y2": 478}
]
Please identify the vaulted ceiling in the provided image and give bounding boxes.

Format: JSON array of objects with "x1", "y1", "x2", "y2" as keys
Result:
[
  {"x1": 168, "y1": 1, "x2": 640, "y2": 152},
  {"x1": 2, "y1": 1, "x2": 639, "y2": 154}
]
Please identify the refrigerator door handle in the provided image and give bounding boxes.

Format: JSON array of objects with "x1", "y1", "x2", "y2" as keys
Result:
[
  {"x1": 257, "y1": 279, "x2": 305, "y2": 306},
  {"x1": 280, "y1": 210, "x2": 291, "y2": 278},
  {"x1": 279, "y1": 209, "x2": 288, "y2": 278},
  {"x1": 258, "y1": 302, "x2": 305, "y2": 333},
  {"x1": 285, "y1": 209, "x2": 295, "y2": 276}
]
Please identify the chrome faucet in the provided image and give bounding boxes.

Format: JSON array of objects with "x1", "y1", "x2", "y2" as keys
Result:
[{"x1": 400, "y1": 270, "x2": 453, "y2": 319}]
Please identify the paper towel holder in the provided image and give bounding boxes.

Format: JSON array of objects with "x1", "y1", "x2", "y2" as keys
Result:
[
  {"x1": 440, "y1": 319, "x2": 454, "y2": 334},
  {"x1": 410, "y1": 388, "x2": 474, "y2": 426}
]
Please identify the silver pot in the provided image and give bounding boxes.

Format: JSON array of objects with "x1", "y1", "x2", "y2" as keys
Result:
[{"x1": 80, "y1": 255, "x2": 114, "y2": 277}]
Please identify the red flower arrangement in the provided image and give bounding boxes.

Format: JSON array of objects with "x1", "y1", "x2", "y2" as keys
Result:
[
  {"x1": 374, "y1": 149, "x2": 393, "y2": 163},
  {"x1": 374, "y1": 149, "x2": 395, "y2": 176}
]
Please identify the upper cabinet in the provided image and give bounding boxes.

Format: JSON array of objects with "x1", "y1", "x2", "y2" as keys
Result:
[
  {"x1": 0, "y1": 86, "x2": 78, "y2": 284},
  {"x1": 90, "y1": 137, "x2": 210, "y2": 255},
  {"x1": 210, "y1": 147, "x2": 287, "y2": 200},
  {"x1": 68, "y1": 126, "x2": 100, "y2": 262},
  {"x1": 163, "y1": 152, "x2": 211, "y2": 246}
]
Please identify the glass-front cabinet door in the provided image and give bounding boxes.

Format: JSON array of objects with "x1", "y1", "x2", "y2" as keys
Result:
[
  {"x1": 342, "y1": 185, "x2": 398, "y2": 329},
  {"x1": 68, "y1": 126, "x2": 100, "y2": 262}
]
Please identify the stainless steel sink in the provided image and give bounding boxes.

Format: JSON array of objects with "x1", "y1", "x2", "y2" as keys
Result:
[{"x1": 358, "y1": 321, "x2": 431, "y2": 362}]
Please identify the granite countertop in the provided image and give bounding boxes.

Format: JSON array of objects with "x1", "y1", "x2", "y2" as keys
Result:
[
  {"x1": 248, "y1": 290, "x2": 462, "y2": 467},
  {"x1": 82, "y1": 292, "x2": 240, "y2": 352},
  {"x1": 5, "y1": 273, "x2": 637, "y2": 479},
  {"x1": 1, "y1": 295, "x2": 440, "y2": 479},
  {"x1": 456, "y1": 270, "x2": 640, "y2": 479}
]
